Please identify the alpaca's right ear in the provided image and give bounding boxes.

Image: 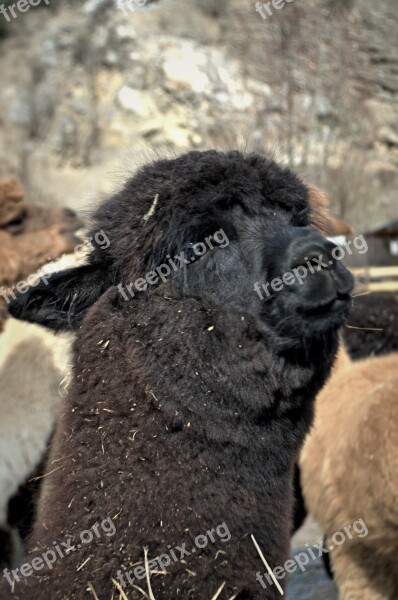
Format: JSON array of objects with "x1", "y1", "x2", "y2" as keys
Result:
[{"x1": 8, "y1": 263, "x2": 117, "y2": 331}]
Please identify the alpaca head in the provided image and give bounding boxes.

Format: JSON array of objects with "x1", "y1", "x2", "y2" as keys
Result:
[
  {"x1": 8, "y1": 151, "x2": 353, "y2": 342},
  {"x1": 0, "y1": 179, "x2": 82, "y2": 245}
]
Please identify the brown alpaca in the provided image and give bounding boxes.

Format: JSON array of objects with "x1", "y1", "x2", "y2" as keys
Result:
[
  {"x1": 3, "y1": 151, "x2": 354, "y2": 599},
  {"x1": 0, "y1": 178, "x2": 81, "y2": 294},
  {"x1": 300, "y1": 343, "x2": 398, "y2": 600}
]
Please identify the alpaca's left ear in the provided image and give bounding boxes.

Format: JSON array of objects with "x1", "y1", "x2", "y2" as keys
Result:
[
  {"x1": 8, "y1": 263, "x2": 117, "y2": 331},
  {"x1": 307, "y1": 184, "x2": 335, "y2": 236},
  {"x1": 308, "y1": 185, "x2": 354, "y2": 236}
]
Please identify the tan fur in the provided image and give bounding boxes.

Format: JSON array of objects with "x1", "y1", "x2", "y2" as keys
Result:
[
  {"x1": 328, "y1": 216, "x2": 353, "y2": 236},
  {"x1": 0, "y1": 179, "x2": 81, "y2": 290},
  {"x1": 0, "y1": 179, "x2": 25, "y2": 225},
  {"x1": 307, "y1": 184, "x2": 333, "y2": 235},
  {"x1": 0, "y1": 224, "x2": 79, "y2": 286},
  {"x1": 300, "y1": 344, "x2": 398, "y2": 599},
  {"x1": 307, "y1": 184, "x2": 352, "y2": 237}
]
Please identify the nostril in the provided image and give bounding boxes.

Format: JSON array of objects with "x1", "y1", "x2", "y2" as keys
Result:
[{"x1": 290, "y1": 245, "x2": 329, "y2": 271}]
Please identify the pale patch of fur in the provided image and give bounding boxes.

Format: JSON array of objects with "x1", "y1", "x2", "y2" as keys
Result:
[{"x1": 0, "y1": 254, "x2": 83, "y2": 525}]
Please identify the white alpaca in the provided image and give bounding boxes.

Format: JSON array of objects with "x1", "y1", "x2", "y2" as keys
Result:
[
  {"x1": 0, "y1": 319, "x2": 73, "y2": 525},
  {"x1": 0, "y1": 253, "x2": 84, "y2": 539}
]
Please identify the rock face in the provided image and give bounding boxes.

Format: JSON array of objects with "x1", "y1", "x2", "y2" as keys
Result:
[{"x1": 0, "y1": 0, "x2": 396, "y2": 228}]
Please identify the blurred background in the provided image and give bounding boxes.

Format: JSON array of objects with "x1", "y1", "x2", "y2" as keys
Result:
[
  {"x1": 0, "y1": 1, "x2": 397, "y2": 599},
  {"x1": 0, "y1": 0, "x2": 397, "y2": 230}
]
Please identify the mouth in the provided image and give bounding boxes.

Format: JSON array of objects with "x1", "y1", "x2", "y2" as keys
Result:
[{"x1": 298, "y1": 293, "x2": 351, "y2": 318}]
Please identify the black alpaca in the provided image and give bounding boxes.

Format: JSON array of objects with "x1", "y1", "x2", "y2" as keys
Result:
[{"x1": 3, "y1": 150, "x2": 353, "y2": 599}]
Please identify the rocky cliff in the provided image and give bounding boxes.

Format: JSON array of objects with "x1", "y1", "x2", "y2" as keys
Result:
[{"x1": 0, "y1": 0, "x2": 396, "y2": 229}]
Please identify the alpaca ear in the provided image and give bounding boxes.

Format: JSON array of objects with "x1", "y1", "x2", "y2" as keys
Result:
[
  {"x1": 308, "y1": 185, "x2": 353, "y2": 236},
  {"x1": 307, "y1": 184, "x2": 334, "y2": 236},
  {"x1": 8, "y1": 263, "x2": 116, "y2": 331}
]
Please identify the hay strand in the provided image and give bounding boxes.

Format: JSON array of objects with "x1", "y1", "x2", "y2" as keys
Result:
[
  {"x1": 87, "y1": 581, "x2": 100, "y2": 600},
  {"x1": 111, "y1": 578, "x2": 129, "y2": 600},
  {"x1": 144, "y1": 546, "x2": 156, "y2": 600},
  {"x1": 211, "y1": 581, "x2": 226, "y2": 600},
  {"x1": 251, "y1": 534, "x2": 284, "y2": 596}
]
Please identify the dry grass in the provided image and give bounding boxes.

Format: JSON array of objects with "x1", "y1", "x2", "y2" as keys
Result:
[
  {"x1": 87, "y1": 581, "x2": 101, "y2": 600},
  {"x1": 210, "y1": 581, "x2": 226, "y2": 599},
  {"x1": 251, "y1": 534, "x2": 284, "y2": 596}
]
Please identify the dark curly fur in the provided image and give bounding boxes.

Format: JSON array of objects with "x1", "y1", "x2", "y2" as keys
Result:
[{"x1": 4, "y1": 150, "x2": 353, "y2": 599}]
